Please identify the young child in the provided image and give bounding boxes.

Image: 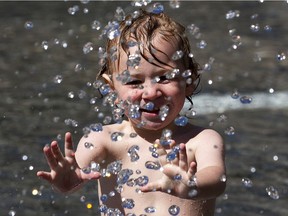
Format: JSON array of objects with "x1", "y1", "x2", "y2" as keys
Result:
[{"x1": 37, "y1": 8, "x2": 226, "y2": 216}]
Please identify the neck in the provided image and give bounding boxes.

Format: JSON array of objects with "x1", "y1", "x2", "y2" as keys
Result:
[{"x1": 129, "y1": 121, "x2": 177, "y2": 143}]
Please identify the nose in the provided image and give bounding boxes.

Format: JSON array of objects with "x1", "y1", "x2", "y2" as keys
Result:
[{"x1": 141, "y1": 82, "x2": 162, "y2": 100}]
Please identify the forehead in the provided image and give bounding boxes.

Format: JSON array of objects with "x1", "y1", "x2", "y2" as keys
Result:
[{"x1": 117, "y1": 34, "x2": 180, "y2": 72}]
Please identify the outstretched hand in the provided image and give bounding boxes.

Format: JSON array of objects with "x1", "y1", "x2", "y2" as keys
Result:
[
  {"x1": 37, "y1": 132, "x2": 100, "y2": 193},
  {"x1": 141, "y1": 141, "x2": 197, "y2": 199}
]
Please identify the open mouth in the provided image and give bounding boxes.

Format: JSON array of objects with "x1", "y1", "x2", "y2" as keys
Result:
[{"x1": 140, "y1": 108, "x2": 160, "y2": 115}]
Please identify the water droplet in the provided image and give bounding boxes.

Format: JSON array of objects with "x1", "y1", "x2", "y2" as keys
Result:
[
  {"x1": 114, "y1": 7, "x2": 126, "y2": 21},
  {"x1": 111, "y1": 132, "x2": 124, "y2": 141},
  {"x1": 135, "y1": 175, "x2": 149, "y2": 186},
  {"x1": 99, "y1": 204, "x2": 108, "y2": 213},
  {"x1": 277, "y1": 52, "x2": 286, "y2": 61},
  {"x1": 68, "y1": 5, "x2": 79, "y2": 15},
  {"x1": 107, "y1": 160, "x2": 122, "y2": 175},
  {"x1": 128, "y1": 104, "x2": 141, "y2": 119},
  {"x1": 197, "y1": 40, "x2": 207, "y2": 49},
  {"x1": 145, "y1": 206, "x2": 156, "y2": 213},
  {"x1": 242, "y1": 178, "x2": 253, "y2": 188},
  {"x1": 225, "y1": 10, "x2": 240, "y2": 19},
  {"x1": 160, "y1": 129, "x2": 173, "y2": 146},
  {"x1": 174, "y1": 116, "x2": 188, "y2": 126},
  {"x1": 80, "y1": 195, "x2": 86, "y2": 202},
  {"x1": 99, "y1": 84, "x2": 111, "y2": 96},
  {"x1": 130, "y1": 132, "x2": 137, "y2": 138},
  {"x1": 131, "y1": 0, "x2": 152, "y2": 7},
  {"x1": 22, "y1": 155, "x2": 28, "y2": 161},
  {"x1": 188, "y1": 189, "x2": 198, "y2": 198},
  {"x1": 266, "y1": 186, "x2": 279, "y2": 199},
  {"x1": 127, "y1": 53, "x2": 141, "y2": 68},
  {"x1": 24, "y1": 21, "x2": 34, "y2": 30},
  {"x1": 89, "y1": 123, "x2": 103, "y2": 132},
  {"x1": 100, "y1": 194, "x2": 108, "y2": 202},
  {"x1": 182, "y1": 69, "x2": 192, "y2": 78},
  {"x1": 74, "y1": 63, "x2": 83, "y2": 72},
  {"x1": 143, "y1": 102, "x2": 155, "y2": 111},
  {"x1": 128, "y1": 145, "x2": 140, "y2": 162},
  {"x1": 171, "y1": 50, "x2": 184, "y2": 60},
  {"x1": 231, "y1": 89, "x2": 240, "y2": 99},
  {"x1": 53, "y1": 75, "x2": 63, "y2": 84},
  {"x1": 117, "y1": 169, "x2": 133, "y2": 185},
  {"x1": 147, "y1": 3, "x2": 164, "y2": 14},
  {"x1": 83, "y1": 42, "x2": 94, "y2": 54},
  {"x1": 173, "y1": 174, "x2": 182, "y2": 181},
  {"x1": 122, "y1": 198, "x2": 135, "y2": 209},
  {"x1": 240, "y1": 95, "x2": 252, "y2": 104},
  {"x1": 84, "y1": 142, "x2": 94, "y2": 149},
  {"x1": 168, "y1": 205, "x2": 180, "y2": 215},
  {"x1": 166, "y1": 150, "x2": 177, "y2": 162},
  {"x1": 169, "y1": 0, "x2": 180, "y2": 9},
  {"x1": 90, "y1": 161, "x2": 100, "y2": 172},
  {"x1": 145, "y1": 161, "x2": 161, "y2": 170},
  {"x1": 264, "y1": 25, "x2": 272, "y2": 32},
  {"x1": 8, "y1": 210, "x2": 16, "y2": 216},
  {"x1": 224, "y1": 126, "x2": 235, "y2": 136},
  {"x1": 159, "y1": 105, "x2": 169, "y2": 121},
  {"x1": 91, "y1": 20, "x2": 101, "y2": 30},
  {"x1": 41, "y1": 41, "x2": 49, "y2": 50},
  {"x1": 250, "y1": 23, "x2": 260, "y2": 32},
  {"x1": 102, "y1": 21, "x2": 120, "y2": 40},
  {"x1": 220, "y1": 175, "x2": 227, "y2": 182}
]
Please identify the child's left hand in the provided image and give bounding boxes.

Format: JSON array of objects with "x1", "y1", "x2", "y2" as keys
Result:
[{"x1": 140, "y1": 141, "x2": 197, "y2": 199}]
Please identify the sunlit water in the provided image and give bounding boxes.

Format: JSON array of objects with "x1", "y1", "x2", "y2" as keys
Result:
[{"x1": 1, "y1": 1, "x2": 288, "y2": 216}]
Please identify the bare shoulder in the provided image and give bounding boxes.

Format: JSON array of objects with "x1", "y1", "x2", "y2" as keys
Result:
[
  {"x1": 196, "y1": 128, "x2": 223, "y2": 142},
  {"x1": 187, "y1": 128, "x2": 224, "y2": 151}
]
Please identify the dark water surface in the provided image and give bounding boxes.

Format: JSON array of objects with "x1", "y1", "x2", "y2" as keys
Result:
[{"x1": 1, "y1": 1, "x2": 288, "y2": 216}]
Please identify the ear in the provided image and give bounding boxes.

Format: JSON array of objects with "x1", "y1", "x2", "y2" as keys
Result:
[{"x1": 102, "y1": 74, "x2": 114, "y2": 89}]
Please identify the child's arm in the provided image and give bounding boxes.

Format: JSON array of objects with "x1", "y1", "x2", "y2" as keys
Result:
[
  {"x1": 37, "y1": 132, "x2": 101, "y2": 193},
  {"x1": 140, "y1": 129, "x2": 226, "y2": 200}
]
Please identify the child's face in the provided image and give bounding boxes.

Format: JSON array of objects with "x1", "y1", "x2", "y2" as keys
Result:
[{"x1": 112, "y1": 36, "x2": 193, "y2": 131}]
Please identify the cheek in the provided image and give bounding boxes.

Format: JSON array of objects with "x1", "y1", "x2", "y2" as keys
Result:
[{"x1": 116, "y1": 87, "x2": 141, "y2": 102}]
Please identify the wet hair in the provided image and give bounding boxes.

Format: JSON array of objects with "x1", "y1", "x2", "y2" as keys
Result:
[{"x1": 98, "y1": 9, "x2": 200, "y2": 104}]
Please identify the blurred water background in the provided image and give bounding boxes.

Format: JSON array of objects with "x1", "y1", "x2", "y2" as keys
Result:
[{"x1": 1, "y1": 1, "x2": 288, "y2": 216}]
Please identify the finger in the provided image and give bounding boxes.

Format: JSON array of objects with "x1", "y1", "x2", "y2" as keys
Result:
[
  {"x1": 36, "y1": 171, "x2": 53, "y2": 182},
  {"x1": 43, "y1": 144, "x2": 58, "y2": 169},
  {"x1": 50, "y1": 141, "x2": 65, "y2": 163},
  {"x1": 179, "y1": 143, "x2": 188, "y2": 170},
  {"x1": 64, "y1": 132, "x2": 75, "y2": 157},
  {"x1": 140, "y1": 180, "x2": 162, "y2": 193},
  {"x1": 187, "y1": 161, "x2": 197, "y2": 179}
]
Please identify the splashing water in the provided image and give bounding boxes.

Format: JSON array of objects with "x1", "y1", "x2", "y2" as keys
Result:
[
  {"x1": 144, "y1": 206, "x2": 157, "y2": 213},
  {"x1": 117, "y1": 169, "x2": 133, "y2": 185},
  {"x1": 174, "y1": 116, "x2": 188, "y2": 126},
  {"x1": 168, "y1": 205, "x2": 180, "y2": 215},
  {"x1": 159, "y1": 105, "x2": 169, "y2": 121},
  {"x1": 122, "y1": 198, "x2": 135, "y2": 209},
  {"x1": 107, "y1": 160, "x2": 122, "y2": 175},
  {"x1": 171, "y1": 50, "x2": 184, "y2": 60},
  {"x1": 266, "y1": 186, "x2": 280, "y2": 200},
  {"x1": 159, "y1": 129, "x2": 173, "y2": 146},
  {"x1": 145, "y1": 161, "x2": 161, "y2": 170},
  {"x1": 147, "y1": 3, "x2": 164, "y2": 14},
  {"x1": 128, "y1": 145, "x2": 140, "y2": 162},
  {"x1": 135, "y1": 175, "x2": 149, "y2": 186},
  {"x1": 111, "y1": 132, "x2": 124, "y2": 141}
]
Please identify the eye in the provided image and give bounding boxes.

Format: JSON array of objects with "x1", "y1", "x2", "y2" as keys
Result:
[
  {"x1": 158, "y1": 75, "x2": 170, "y2": 83},
  {"x1": 125, "y1": 79, "x2": 143, "y2": 88}
]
